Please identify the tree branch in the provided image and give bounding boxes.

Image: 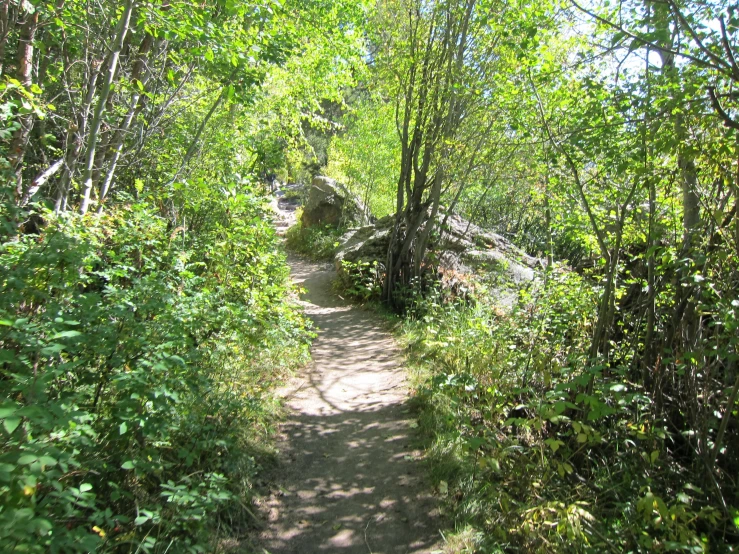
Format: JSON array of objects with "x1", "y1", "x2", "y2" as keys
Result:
[
  {"x1": 19, "y1": 158, "x2": 65, "y2": 207},
  {"x1": 708, "y1": 86, "x2": 739, "y2": 130},
  {"x1": 569, "y1": 0, "x2": 727, "y2": 75}
]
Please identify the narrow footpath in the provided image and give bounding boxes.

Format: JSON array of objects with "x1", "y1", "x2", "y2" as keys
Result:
[{"x1": 257, "y1": 194, "x2": 443, "y2": 553}]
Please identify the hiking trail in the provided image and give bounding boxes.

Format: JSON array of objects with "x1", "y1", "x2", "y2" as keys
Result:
[{"x1": 256, "y1": 191, "x2": 443, "y2": 553}]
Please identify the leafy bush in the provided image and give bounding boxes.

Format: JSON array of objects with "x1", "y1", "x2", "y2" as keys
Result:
[
  {"x1": 402, "y1": 268, "x2": 732, "y2": 553},
  {"x1": 337, "y1": 259, "x2": 383, "y2": 302},
  {"x1": 284, "y1": 214, "x2": 344, "y2": 262},
  {"x1": 0, "y1": 192, "x2": 310, "y2": 553}
]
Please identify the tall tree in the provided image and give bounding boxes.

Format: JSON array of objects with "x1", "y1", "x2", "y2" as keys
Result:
[{"x1": 375, "y1": 0, "x2": 490, "y2": 308}]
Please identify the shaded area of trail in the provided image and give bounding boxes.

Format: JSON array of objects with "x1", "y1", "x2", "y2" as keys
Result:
[{"x1": 257, "y1": 198, "x2": 443, "y2": 553}]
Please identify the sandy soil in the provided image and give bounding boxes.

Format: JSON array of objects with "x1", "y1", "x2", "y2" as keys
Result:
[{"x1": 256, "y1": 198, "x2": 443, "y2": 554}]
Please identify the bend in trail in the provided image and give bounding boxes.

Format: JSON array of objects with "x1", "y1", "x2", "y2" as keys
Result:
[{"x1": 258, "y1": 197, "x2": 443, "y2": 553}]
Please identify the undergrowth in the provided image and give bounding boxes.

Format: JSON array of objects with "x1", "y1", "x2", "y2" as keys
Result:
[
  {"x1": 284, "y1": 210, "x2": 344, "y2": 262},
  {"x1": 0, "y1": 192, "x2": 311, "y2": 553},
  {"x1": 280, "y1": 216, "x2": 738, "y2": 552},
  {"x1": 398, "y1": 269, "x2": 735, "y2": 553}
]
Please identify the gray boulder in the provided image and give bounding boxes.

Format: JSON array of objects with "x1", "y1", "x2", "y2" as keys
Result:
[
  {"x1": 335, "y1": 210, "x2": 544, "y2": 298},
  {"x1": 335, "y1": 214, "x2": 394, "y2": 268},
  {"x1": 301, "y1": 176, "x2": 368, "y2": 228},
  {"x1": 435, "y1": 212, "x2": 541, "y2": 283}
]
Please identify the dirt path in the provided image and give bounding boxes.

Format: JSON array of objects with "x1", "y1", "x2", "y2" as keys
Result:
[{"x1": 257, "y1": 198, "x2": 443, "y2": 553}]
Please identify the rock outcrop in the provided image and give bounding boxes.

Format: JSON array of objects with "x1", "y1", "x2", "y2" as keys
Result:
[
  {"x1": 300, "y1": 176, "x2": 368, "y2": 228},
  {"x1": 335, "y1": 210, "x2": 543, "y2": 300}
]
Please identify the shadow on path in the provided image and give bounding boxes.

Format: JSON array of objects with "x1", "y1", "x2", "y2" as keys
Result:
[{"x1": 257, "y1": 255, "x2": 443, "y2": 554}]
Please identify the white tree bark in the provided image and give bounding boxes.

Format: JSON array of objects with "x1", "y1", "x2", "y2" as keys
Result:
[{"x1": 79, "y1": 0, "x2": 135, "y2": 214}]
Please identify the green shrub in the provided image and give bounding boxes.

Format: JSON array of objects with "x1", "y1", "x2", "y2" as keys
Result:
[
  {"x1": 402, "y1": 268, "x2": 726, "y2": 553},
  {"x1": 337, "y1": 259, "x2": 383, "y2": 302},
  {"x1": 0, "y1": 193, "x2": 310, "y2": 553},
  {"x1": 284, "y1": 215, "x2": 344, "y2": 262}
]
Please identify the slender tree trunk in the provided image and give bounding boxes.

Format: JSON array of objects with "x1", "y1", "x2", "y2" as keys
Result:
[
  {"x1": 19, "y1": 158, "x2": 64, "y2": 206},
  {"x1": 167, "y1": 84, "x2": 228, "y2": 187},
  {"x1": 644, "y1": 176, "x2": 657, "y2": 382},
  {"x1": 97, "y1": 98, "x2": 143, "y2": 208},
  {"x1": 414, "y1": 167, "x2": 443, "y2": 276},
  {"x1": 79, "y1": 0, "x2": 135, "y2": 215},
  {"x1": 383, "y1": 65, "x2": 414, "y2": 304},
  {"x1": 56, "y1": 61, "x2": 102, "y2": 212},
  {"x1": 709, "y1": 365, "x2": 739, "y2": 469},
  {"x1": 641, "y1": 33, "x2": 658, "y2": 386},
  {"x1": 591, "y1": 175, "x2": 640, "y2": 364},
  {"x1": 589, "y1": 250, "x2": 617, "y2": 361},
  {"x1": 539, "y1": 165, "x2": 554, "y2": 289},
  {"x1": 0, "y1": 0, "x2": 12, "y2": 75},
  {"x1": 677, "y1": 142, "x2": 701, "y2": 350},
  {"x1": 97, "y1": 35, "x2": 157, "y2": 209},
  {"x1": 735, "y1": 139, "x2": 739, "y2": 259},
  {"x1": 652, "y1": 11, "x2": 702, "y2": 368},
  {"x1": 9, "y1": 6, "x2": 39, "y2": 202}
]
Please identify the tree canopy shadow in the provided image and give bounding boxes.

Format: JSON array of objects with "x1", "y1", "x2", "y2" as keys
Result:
[{"x1": 258, "y1": 263, "x2": 443, "y2": 553}]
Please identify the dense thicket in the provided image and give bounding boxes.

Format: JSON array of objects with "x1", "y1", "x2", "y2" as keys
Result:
[
  {"x1": 4, "y1": 0, "x2": 739, "y2": 551},
  {"x1": 0, "y1": 0, "x2": 363, "y2": 551},
  {"x1": 323, "y1": 0, "x2": 739, "y2": 551}
]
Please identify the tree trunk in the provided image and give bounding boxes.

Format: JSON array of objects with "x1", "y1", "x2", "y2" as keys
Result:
[
  {"x1": 19, "y1": 158, "x2": 64, "y2": 206},
  {"x1": 166, "y1": 84, "x2": 229, "y2": 187},
  {"x1": 79, "y1": 0, "x2": 135, "y2": 215},
  {"x1": 98, "y1": 34, "x2": 157, "y2": 208},
  {"x1": 97, "y1": 97, "x2": 145, "y2": 208},
  {"x1": 735, "y1": 139, "x2": 739, "y2": 261},
  {"x1": 0, "y1": 0, "x2": 11, "y2": 75},
  {"x1": 8, "y1": 6, "x2": 39, "y2": 202},
  {"x1": 644, "y1": 176, "x2": 657, "y2": 384},
  {"x1": 55, "y1": 60, "x2": 102, "y2": 212},
  {"x1": 544, "y1": 169, "x2": 554, "y2": 268},
  {"x1": 652, "y1": 8, "x2": 702, "y2": 368}
]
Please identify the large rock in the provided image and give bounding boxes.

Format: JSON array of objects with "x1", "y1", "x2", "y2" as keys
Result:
[
  {"x1": 335, "y1": 210, "x2": 544, "y2": 301},
  {"x1": 300, "y1": 176, "x2": 368, "y2": 228},
  {"x1": 434, "y1": 212, "x2": 541, "y2": 283},
  {"x1": 335, "y1": 214, "x2": 395, "y2": 269}
]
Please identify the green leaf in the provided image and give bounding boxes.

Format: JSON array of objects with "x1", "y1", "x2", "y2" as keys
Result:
[
  {"x1": 50, "y1": 330, "x2": 82, "y2": 339},
  {"x1": 0, "y1": 404, "x2": 18, "y2": 418},
  {"x1": 121, "y1": 461, "x2": 135, "y2": 470},
  {"x1": 18, "y1": 455, "x2": 38, "y2": 465},
  {"x1": 39, "y1": 456, "x2": 57, "y2": 468},
  {"x1": 29, "y1": 518, "x2": 53, "y2": 536},
  {"x1": 80, "y1": 483, "x2": 93, "y2": 493},
  {"x1": 3, "y1": 417, "x2": 21, "y2": 434},
  {"x1": 119, "y1": 422, "x2": 128, "y2": 435}
]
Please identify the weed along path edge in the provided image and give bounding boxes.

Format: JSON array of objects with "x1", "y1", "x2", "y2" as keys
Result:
[{"x1": 257, "y1": 202, "x2": 443, "y2": 553}]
